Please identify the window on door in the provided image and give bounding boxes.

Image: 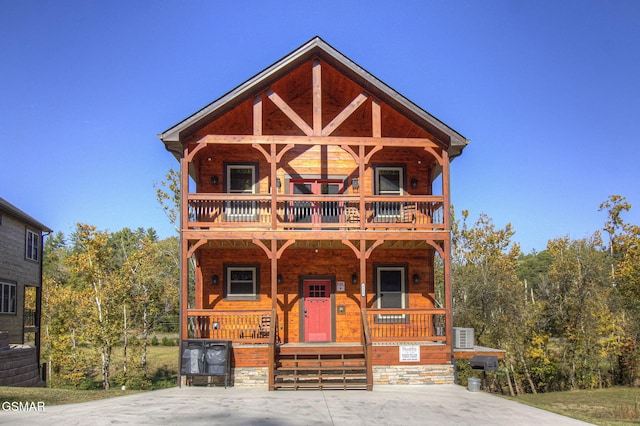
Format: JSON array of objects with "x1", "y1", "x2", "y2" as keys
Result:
[
  {"x1": 224, "y1": 164, "x2": 257, "y2": 221},
  {"x1": 288, "y1": 178, "x2": 344, "y2": 225},
  {"x1": 375, "y1": 265, "x2": 407, "y2": 322}
]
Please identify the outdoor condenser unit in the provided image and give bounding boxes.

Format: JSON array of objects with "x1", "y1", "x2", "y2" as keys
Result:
[{"x1": 453, "y1": 327, "x2": 474, "y2": 349}]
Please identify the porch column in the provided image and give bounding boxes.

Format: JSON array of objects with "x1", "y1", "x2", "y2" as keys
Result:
[
  {"x1": 442, "y1": 150, "x2": 453, "y2": 353},
  {"x1": 180, "y1": 145, "x2": 190, "y2": 341},
  {"x1": 270, "y1": 238, "x2": 278, "y2": 312},
  {"x1": 359, "y1": 239, "x2": 367, "y2": 312}
]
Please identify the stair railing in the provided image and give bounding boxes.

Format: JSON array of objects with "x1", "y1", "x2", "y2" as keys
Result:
[{"x1": 360, "y1": 308, "x2": 373, "y2": 391}]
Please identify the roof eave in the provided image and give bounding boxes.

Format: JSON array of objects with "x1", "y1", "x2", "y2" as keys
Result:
[{"x1": 158, "y1": 36, "x2": 469, "y2": 158}]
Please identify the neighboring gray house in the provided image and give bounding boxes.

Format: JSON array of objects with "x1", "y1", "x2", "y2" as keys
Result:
[{"x1": 0, "y1": 197, "x2": 51, "y2": 386}]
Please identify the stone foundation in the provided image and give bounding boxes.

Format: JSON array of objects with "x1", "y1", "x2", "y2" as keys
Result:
[
  {"x1": 186, "y1": 365, "x2": 454, "y2": 387},
  {"x1": 373, "y1": 364, "x2": 455, "y2": 385},
  {"x1": 184, "y1": 367, "x2": 269, "y2": 387}
]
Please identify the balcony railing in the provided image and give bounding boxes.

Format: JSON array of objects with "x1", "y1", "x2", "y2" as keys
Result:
[
  {"x1": 365, "y1": 308, "x2": 446, "y2": 343},
  {"x1": 188, "y1": 194, "x2": 444, "y2": 231},
  {"x1": 187, "y1": 309, "x2": 274, "y2": 344}
]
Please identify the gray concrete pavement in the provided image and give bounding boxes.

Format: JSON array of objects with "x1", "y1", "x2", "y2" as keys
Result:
[{"x1": 0, "y1": 385, "x2": 591, "y2": 425}]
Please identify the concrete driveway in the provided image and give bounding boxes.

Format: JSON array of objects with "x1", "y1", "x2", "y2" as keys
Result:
[{"x1": 0, "y1": 385, "x2": 591, "y2": 425}]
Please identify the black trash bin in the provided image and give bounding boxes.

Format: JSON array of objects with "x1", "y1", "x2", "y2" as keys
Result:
[
  {"x1": 181, "y1": 343, "x2": 203, "y2": 375},
  {"x1": 205, "y1": 344, "x2": 228, "y2": 375}
]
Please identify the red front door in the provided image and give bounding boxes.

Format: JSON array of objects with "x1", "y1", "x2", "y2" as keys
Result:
[{"x1": 303, "y1": 279, "x2": 332, "y2": 342}]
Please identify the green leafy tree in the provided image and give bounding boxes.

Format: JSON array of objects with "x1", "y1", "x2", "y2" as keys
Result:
[
  {"x1": 154, "y1": 168, "x2": 181, "y2": 233},
  {"x1": 600, "y1": 195, "x2": 640, "y2": 384}
]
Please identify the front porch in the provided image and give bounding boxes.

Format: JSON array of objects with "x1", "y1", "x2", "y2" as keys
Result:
[{"x1": 184, "y1": 308, "x2": 452, "y2": 389}]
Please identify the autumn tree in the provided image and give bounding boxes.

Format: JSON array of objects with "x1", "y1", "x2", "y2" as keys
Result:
[{"x1": 65, "y1": 223, "x2": 123, "y2": 390}]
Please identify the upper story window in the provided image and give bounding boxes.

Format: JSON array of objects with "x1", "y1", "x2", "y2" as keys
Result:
[
  {"x1": 225, "y1": 265, "x2": 259, "y2": 300},
  {"x1": 224, "y1": 164, "x2": 258, "y2": 221},
  {"x1": 374, "y1": 166, "x2": 405, "y2": 196},
  {"x1": 25, "y1": 229, "x2": 40, "y2": 261},
  {"x1": 226, "y1": 164, "x2": 256, "y2": 194},
  {"x1": 0, "y1": 281, "x2": 17, "y2": 314}
]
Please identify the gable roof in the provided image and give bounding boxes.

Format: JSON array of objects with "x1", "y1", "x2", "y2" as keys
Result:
[
  {"x1": 0, "y1": 197, "x2": 52, "y2": 233},
  {"x1": 159, "y1": 36, "x2": 469, "y2": 158}
]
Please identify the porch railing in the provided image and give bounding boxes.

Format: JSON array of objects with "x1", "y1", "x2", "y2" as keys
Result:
[
  {"x1": 188, "y1": 194, "x2": 444, "y2": 231},
  {"x1": 187, "y1": 309, "x2": 273, "y2": 344},
  {"x1": 365, "y1": 308, "x2": 446, "y2": 343}
]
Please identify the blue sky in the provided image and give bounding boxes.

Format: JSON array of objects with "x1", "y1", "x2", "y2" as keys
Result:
[{"x1": 1, "y1": 0, "x2": 638, "y2": 253}]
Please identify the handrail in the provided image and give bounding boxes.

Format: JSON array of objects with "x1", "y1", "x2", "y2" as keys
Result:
[
  {"x1": 187, "y1": 193, "x2": 446, "y2": 231},
  {"x1": 361, "y1": 309, "x2": 373, "y2": 391},
  {"x1": 187, "y1": 309, "x2": 272, "y2": 343},
  {"x1": 366, "y1": 308, "x2": 446, "y2": 342},
  {"x1": 268, "y1": 308, "x2": 277, "y2": 391}
]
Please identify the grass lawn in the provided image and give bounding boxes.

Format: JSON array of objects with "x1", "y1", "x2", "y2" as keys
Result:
[
  {"x1": 0, "y1": 344, "x2": 180, "y2": 406},
  {"x1": 502, "y1": 387, "x2": 640, "y2": 425}
]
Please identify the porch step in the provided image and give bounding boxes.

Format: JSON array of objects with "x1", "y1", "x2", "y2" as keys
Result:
[{"x1": 273, "y1": 344, "x2": 370, "y2": 391}]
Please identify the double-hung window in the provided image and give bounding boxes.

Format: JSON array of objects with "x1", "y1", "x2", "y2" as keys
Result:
[
  {"x1": 375, "y1": 265, "x2": 407, "y2": 322},
  {"x1": 224, "y1": 164, "x2": 257, "y2": 222},
  {"x1": 0, "y1": 281, "x2": 17, "y2": 314},
  {"x1": 25, "y1": 229, "x2": 40, "y2": 261},
  {"x1": 225, "y1": 266, "x2": 259, "y2": 300},
  {"x1": 373, "y1": 166, "x2": 404, "y2": 221}
]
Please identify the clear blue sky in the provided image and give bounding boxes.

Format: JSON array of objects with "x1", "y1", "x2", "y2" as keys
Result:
[{"x1": 2, "y1": 0, "x2": 639, "y2": 253}]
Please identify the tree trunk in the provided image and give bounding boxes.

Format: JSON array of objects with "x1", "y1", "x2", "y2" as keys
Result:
[
  {"x1": 504, "y1": 361, "x2": 515, "y2": 396},
  {"x1": 123, "y1": 305, "x2": 128, "y2": 387},
  {"x1": 520, "y1": 353, "x2": 537, "y2": 394},
  {"x1": 510, "y1": 360, "x2": 522, "y2": 395},
  {"x1": 101, "y1": 345, "x2": 111, "y2": 390}
]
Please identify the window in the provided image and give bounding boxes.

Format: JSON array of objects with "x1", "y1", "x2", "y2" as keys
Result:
[
  {"x1": 373, "y1": 166, "x2": 405, "y2": 221},
  {"x1": 0, "y1": 281, "x2": 17, "y2": 314},
  {"x1": 375, "y1": 265, "x2": 407, "y2": 322},
  {"x1": 227, "y1": 165, "x2": 256, "y2": 194},
  {"x1": 374, "y1": 166, "x2": 404, "y2": 196},
  {"x1": 224, "y1": 164, "x2": 258, "y2": 221},
  {"x1": 26, "y1": 229, "x2": 40, "y2": 261},
  {"x1": 225, "y1": 266, "x2": 259, "y2": 300}
]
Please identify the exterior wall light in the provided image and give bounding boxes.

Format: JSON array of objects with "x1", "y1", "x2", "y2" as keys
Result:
[
  {"x1": 352, "y1": 178, "x2": 359, "y2": 189},
  {"x1": 211, "y1": 175, "x2": 219, "y2": 185},
  {"x1": 277, "y1": 274, "x2": 283, "y2": 284},
  {"x1": 413, "y1": 273, "x2": 421, "y2": 284},
  {"x1": 212, "y1": 274, "x2": 219, "y2": 285},
  {"x1": 352, "y1": 273, "x2": 358, "y2": 284},
  {"x1": 410, "y1": 178, "x2": 418, "y2": 189}
]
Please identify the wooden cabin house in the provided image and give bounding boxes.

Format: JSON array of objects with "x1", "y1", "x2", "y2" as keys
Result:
[{"x1": 159, "y1": 37, "x2": 469, "y2": 390}]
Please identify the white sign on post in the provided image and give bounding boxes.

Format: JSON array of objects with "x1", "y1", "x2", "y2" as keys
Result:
[{"x1": 399, "y1": 345, "x2": 420, "y2": 362}]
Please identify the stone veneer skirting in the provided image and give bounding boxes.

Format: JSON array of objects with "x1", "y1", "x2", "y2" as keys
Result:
[
  {"x1": 373, "y1": 364, "x2": 455, "y2": 385},
  {"x1": 187, "y1": 367, "x2": 269, "y2": 387},
  {"x1": 187, "y1": 365, "x2": 454, "y2": 387}
]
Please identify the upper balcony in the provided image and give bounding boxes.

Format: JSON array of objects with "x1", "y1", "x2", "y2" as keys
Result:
[{"x1": 187, "y1": 193, "x2": 445, "y2": 232}]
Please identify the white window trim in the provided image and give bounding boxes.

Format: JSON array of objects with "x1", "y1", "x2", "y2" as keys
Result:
[
  {"x1": 226, "y1": 164, "x2": 256, "y2": 194},
  {"x1": 25, "y1": 229, "x2": 40, "y2": 261},
  {"x1": 225, "y1": 164, "x2": 257, "y2": 221},
  {"x1": 225, "y1": 266, "x2": 258, "y2": 300},
  {"x1": 0, "y1": 281, "x2": 17, "y2": 314},
  {"x1": 375, "y1": 266, "x2": 407, "y2": 322},
  {"x1": 374, "y1": 166, "x2": 405, "y2": 196}
]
